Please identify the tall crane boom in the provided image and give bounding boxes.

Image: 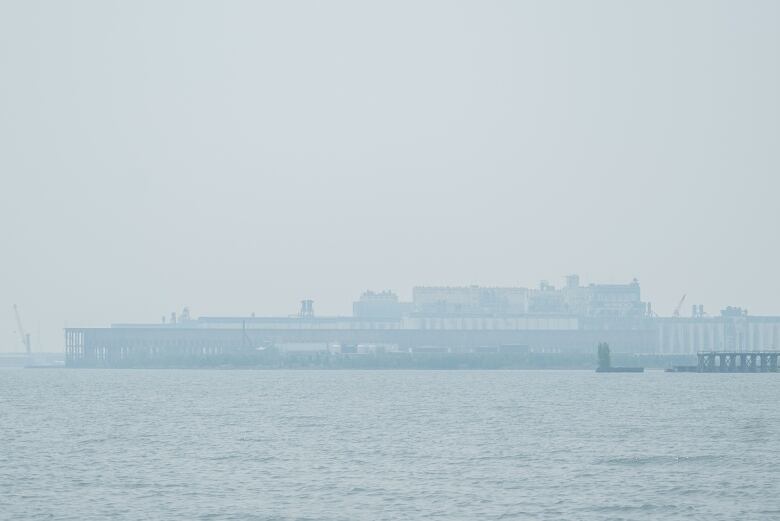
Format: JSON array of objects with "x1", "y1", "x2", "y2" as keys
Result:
[
  {"x1": 673, "y1": 294, "x2": 687, "y2": 318},
  {"x1": 13, "y1": 304, "x2": 31, "y2": 355}
]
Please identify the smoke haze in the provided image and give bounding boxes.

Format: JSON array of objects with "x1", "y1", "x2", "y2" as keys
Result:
[{"x1": 1, "y1": 0, "x2": 779, "y2": 351}]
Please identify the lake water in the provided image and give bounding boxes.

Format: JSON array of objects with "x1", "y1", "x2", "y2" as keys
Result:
[{"x1": 1, "y1": 369, "x2": 779, "y2": 520}]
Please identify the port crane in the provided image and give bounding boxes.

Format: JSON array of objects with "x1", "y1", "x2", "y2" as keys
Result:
[
  {"x1": 672, "y1": 294, "x2": 686, "y2": 318},
  {"x1": 13, "y1": 304, "x2": 31, "y2": 355}
]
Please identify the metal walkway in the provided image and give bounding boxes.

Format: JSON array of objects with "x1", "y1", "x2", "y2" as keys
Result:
[{"x1": 697, "y1": 351, "x2": 779, "y2": 372}]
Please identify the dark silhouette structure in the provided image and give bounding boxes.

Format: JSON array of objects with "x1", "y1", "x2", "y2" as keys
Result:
[{"x1": 595, "y1": 342, "x2": 644, "y2": 373}]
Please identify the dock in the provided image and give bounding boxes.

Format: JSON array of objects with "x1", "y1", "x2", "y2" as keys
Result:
[{"x1": 697, "y1": 351, "x2": 779, "y2": 372}]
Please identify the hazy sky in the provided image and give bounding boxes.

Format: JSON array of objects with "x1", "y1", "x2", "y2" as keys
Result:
[{"x1": 1, "y1": 1, "x2": 778, "y2": 352}]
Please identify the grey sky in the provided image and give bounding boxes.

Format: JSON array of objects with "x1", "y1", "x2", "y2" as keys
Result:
[{"x1": 1, "y1": 1, "x2": 778, "y2": 352}]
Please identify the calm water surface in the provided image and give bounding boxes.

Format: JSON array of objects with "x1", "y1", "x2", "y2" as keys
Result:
[{"x1": 1, "y1": 369, "x2": 779, "y2": 520}]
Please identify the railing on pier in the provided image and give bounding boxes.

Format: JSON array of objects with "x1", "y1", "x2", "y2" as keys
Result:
[{"x1": 697, "y1": 351, "x2": 779, "y2": 373}]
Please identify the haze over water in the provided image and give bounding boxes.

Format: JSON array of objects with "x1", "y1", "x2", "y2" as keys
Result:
[
  {"x1": 3, "y1": 369, "x2": 779, "y2": 520},
  {"x1": 2, "y1": 2, "x2": 779, "y2": 520},
  {"x1": 2, "y1": 1, "x2": 780, "y2": 351}
]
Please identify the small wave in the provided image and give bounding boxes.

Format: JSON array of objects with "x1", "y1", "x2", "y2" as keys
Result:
[
  {"x1": 583, "y1": 503, "x2": 678, "y2": 513},
  {"x1": 597, "y1": 454, "x2": 722, "y2": 466}
]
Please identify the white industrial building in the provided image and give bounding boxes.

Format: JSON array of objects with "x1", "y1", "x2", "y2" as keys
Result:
[{"x1": 66, "y1": 275, "x2": 780, "y2": 366}]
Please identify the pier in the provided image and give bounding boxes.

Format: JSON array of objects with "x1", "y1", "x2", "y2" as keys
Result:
[
  {"x1": 697, "y1": 351, "x2": 779, "y2": 372},
  {"x1": 64, "y1": 324, "x2": 653, "y2": 368}
]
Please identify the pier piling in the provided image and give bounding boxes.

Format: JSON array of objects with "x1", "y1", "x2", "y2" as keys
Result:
[{"x1": 696, "y1": 351, "x2": 779, "y2": 373}]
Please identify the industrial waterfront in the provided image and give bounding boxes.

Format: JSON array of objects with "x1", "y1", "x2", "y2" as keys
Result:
[{"x1": 63, "y1": 276, "x2": 780, "y2": 369}]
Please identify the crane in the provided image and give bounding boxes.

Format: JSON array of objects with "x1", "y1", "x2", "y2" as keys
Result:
[
  {"x1": 13, "y1": 304, "x2": 31, "y2": 355},
  {"x1": 672, "y1": 294, "x2": 686, "y2": 318}
]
